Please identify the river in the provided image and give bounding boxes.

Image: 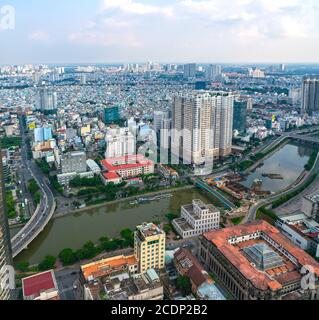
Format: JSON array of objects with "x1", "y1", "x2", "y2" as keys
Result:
[
  {"x1": 12, "y1": 188, "x2": 214, "y2": 265},
  {"x1": 13, "y1": 142, "x2": 314, "y2": 265},
  {"x1": 241, "y1": 143, "x2": 313, "y2": 192}
]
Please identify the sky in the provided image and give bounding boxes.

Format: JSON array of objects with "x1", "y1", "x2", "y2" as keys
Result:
[{"x1": 1, "y1": 0, "x2": 319, "y2": 64}]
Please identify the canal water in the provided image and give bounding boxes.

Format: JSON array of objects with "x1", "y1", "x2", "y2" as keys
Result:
[
  {"x1": 13, "y1": 188, "x2": 214, "y2": 265},
  {"x1": 241, "y1": 143, "x2": 313, "y2": 192},
  {"x1": 13, "y1": 143, "x2": 314, "y2": 265}
]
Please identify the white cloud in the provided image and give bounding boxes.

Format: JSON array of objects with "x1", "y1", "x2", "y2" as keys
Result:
[
  {"x1": 67, "y1": 0, "x2": 319, "y2": 62},
  {"x1": 258, "y1": 0, "x2": 302, "y2": 12},
  {"x1": 28, "y1": 31, "x2": 50, "y2": 41},
  {"x1": 101, "y1": 0, "x2": 173, "y2": 17},
  {"x1": 102, "y1": 17, "x2": 129, "y2": 28}
]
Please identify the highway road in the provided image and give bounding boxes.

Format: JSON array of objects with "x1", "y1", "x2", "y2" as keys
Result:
[
  {"x1": 11, "y1": 116, "x2": 56, "y2": 258},
  {"x1": 262, "y1": 126, "x2": 319, "y2": 154},
  {"x1": 202, "y1": 127, "x2": 319, "y2": 179},
  {"x1": 9, "y1": 123, "x2": 319, "y2": 257}
]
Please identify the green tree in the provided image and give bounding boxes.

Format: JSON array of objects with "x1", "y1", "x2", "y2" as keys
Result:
[
  {"x1": 49, "y1": 176, "x2": 64, "y2": 194},
  {"x1": 5, "y1": 191, "x2": 16, "y2": 218},
  {"x1": 163, "y1": 224, "x2": 172, "y2": 234},
  {"x1": 36, "y1": 159, "x2": 51, "y2": 175},
  {"x1": 38, "y1": 255, "x2": 56, "y2": 271},
  {"x1": 70, "y1": 176, "x2": 103, "y2": 188},
  {"x1": 77, "y1": 241, "x2": 97, "y2": 260},
  {"x1": 34, "y1": 191, "x2": 41, "y2": 205},
  {"x1": 59, "y1": 248, "x2": 78, "y2": 266},
  {"x1": 166, "y1": 213, "x2": 178, "y2": 222},
  {"x1": 120, "y1": 229, "x2": 134, "y2": 247},
  {"x1": 15, "y1": 261, "x2": 30, "y2": 272},
  {"x1": 99, "y1": 237, "x2": 119, "y2": 251},
  {"x1": 176, "y1": 275, "x2": 192, "y2": 296},
  {"x1": 0, "y1": 136, "x2": 22, "y2": 148},
  {"x1": 72, "y1": 201, "x2": 81, "y2": 209},
  {"x1": 113, "y1": 238, "x2": 125, "y2": 249},
  {"x1": 28, "y1": 179, "x2": 40, "y2": 194}
]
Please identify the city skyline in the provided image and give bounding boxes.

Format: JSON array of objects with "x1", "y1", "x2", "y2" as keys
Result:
[
  {"x1": 1, "y1": 0, "x2": 319, "y2": 64},
  {"x1": 2, "y1": 0, "x2": 319, "y2": 305}
]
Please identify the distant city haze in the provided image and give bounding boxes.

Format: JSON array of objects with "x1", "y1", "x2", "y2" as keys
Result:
[{"x1": 1, "y1": 0, "x2": 319, "y2": 64}]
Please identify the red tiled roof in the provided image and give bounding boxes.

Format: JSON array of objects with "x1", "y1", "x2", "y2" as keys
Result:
[
  {"x1": 81, "y1": 255, "x2": 137, "y2": 280},
  {"x1": 203, "y1": 220, "x2": 319, "y2": 292},
  {"x1": 174, "y1": 248, "x2": 209, "y2": 288},
  {"x1": 275, "y1": 271, "x2": 301, "y2": 285},
  {"x1": 22, "y1": 270, "x2": 57, "y2": 298},
  {"x1": 101, "y1": 154, "x2": 154, "y2": 172},
  {"x1": 103, "y1": 172, "x2": 120, "y2": 180}
]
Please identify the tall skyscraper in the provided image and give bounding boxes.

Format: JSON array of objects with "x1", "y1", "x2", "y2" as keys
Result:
[
  {"x1": 233, "y1": 100, "x2": 248, "y2": 132},
  {"x1": 153, "y1": 111, "x2": 171, "y2": 163},
  {"x1": 105, "y1": 128, "x2": 136, "y2": 159},
  {"x1": 104, "y1": 105, "x2": 120, "y2": 125},
  {"x1": 0, "y1": 153, "x2": 14, "y2": 300},
  {"x1": 49, "y1": 71, "x2": 60, "y2": 82},
  {"x1": 38, "y1": 88, "x2": 58, "y2": 113},
  {"x1": 171, "y1": 91, "x2": 234, "y2": 171},
  {"x1": 32, "y1": 72, "x2": 41, "y2": 83},
  {"x1": 301, "y1": 76, "x2": 319, "y2": 115},
  {"x1": 247, "y1": 97, "x2": 254, "y2": 112},
  {"x1": 205, "y1": 65, "x2": 222, "y2": 81},
  {"x1": 153, "y1": 111, "x2": 169, "y2": 135},
  {"x1": 80, "y1": 74, "x2": 87, "y2": 85},
  {"x1": 160, "y1": 117, "x2": 171, "y2": 151},
  {"x1": 183, "y1": 63, "x2": 196, "y2": 78},
  {"x1": 289, "y1": 87, "x2": 302, "y2": 107}
]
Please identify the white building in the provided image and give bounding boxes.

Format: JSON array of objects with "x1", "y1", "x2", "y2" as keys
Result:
[
  {"x1": 153, "y1": 111, "x2": 169, "y2": 134},
  {"x1": 276, "y1": 213, "x2": 319, "y2": 257},
  {"x1": 38, "y1": 87, "x2": 57, "y2": 112},
  {"x1": 289, "y1": 88, "x2": 302, "y2": 107},
  {"x1": 183, "y1": 63, "x2": 196, "y2": 78},
  {"x1": 205, "y1": 65, "x2": 222, "y2": 81},
  {"x1": 127, "y1": 117, "x2": 137, "y2": 136},
  {"x1": 57, "y1": 171, "x2": 94, "y2": 186},
  {"x1": 302, "y1": 194, "x2": 319, "y2": 221},
  {"x1": 173, "y1": 199, "x2": 220, "y2": 239},
  {"x1": 160, "y1": 118, "x2": 171, "y2": 150},
  {"x1": 249, "y1": 68, "x2": 265, "y2": 78},
  {"x1": 247, "y1": 97, "x2": 254, "y2": 111},
  {"x1": 105, "y1": 127, "x2": 135, "y2": 159},
  {"x1": 86, "y1": 159, "x2": 101, "y2": 174},
  {"x1": 171, "y1": 91, "x2": 234, "y2": 172},
  {"x1": 61, "y1": 151, "x2": 87, "y2": 174}
]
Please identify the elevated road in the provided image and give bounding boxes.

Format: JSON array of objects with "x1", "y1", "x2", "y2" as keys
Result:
[
  {"x1": 11, "y1": 116, "x2": 56, "y2": 258},
  {"x1": 259, "y1": 126, "x2": 319, "y2": 154},
  {"x1": 289, "y1": 134, "x2": 319, "y2": 145},
  {"x1": 195, "y1": 178, "x2": 236, "y2": 211}
]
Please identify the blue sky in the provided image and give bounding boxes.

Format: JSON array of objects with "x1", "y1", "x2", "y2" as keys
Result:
[{"x1": 1, "y1": 0, "x2": 319, "y2": 64}]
